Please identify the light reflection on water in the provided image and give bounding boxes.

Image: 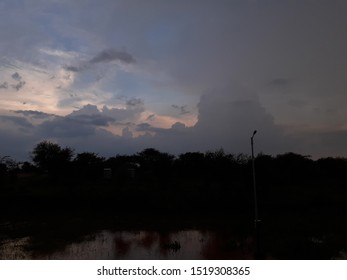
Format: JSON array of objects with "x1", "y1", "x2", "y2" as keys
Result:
[{"x1": 0, "y1": 230, "x2": 254, "y2": 260}]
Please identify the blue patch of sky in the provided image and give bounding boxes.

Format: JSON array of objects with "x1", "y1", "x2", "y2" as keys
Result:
[
  {"x1": 85, "y1": 69, "x2": 195, "y2": 115},
  {"x1": 35, "y1": 3, "x2": 86, "y2": 53},
  {"x1": 110, "y1": 71, "x2": 147, "y2": 96},
  {"x1": 108, "y1": 70, "x2": 191, "y2": 108}
]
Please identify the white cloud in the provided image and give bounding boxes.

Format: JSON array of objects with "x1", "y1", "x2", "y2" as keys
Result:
[{"x1": 39, "y1": 48, "x2": 82, "y2": 60}]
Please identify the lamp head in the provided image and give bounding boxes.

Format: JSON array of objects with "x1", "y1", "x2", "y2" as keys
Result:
[{"x1": 252, "y1": 130, "x2": 257, "y2": 136}]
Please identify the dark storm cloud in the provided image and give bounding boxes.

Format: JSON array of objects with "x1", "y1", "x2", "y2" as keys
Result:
[
  {"x1": 13, "y1": 110, "x2": 56, "y2": 119},
  {"x1": 102, "y1": 98, "x2": 145, "y2": 121},
  {"x1": 2, "y1": 87, "x2": 347, "y2": 161},
  {"x1": 131, "y1": 85, "x2": 289, "y2": 155},
  {"x1": 90, "y1": 49, "x2": 136, "y2": 64},
  {"x1": 146, "y1": 114, "x2": 156, "y2": 121},
  {"x1": 7, "y1": 72, "x2": 26, "y2": 90},
  {"x1": 0, "y1": 85, "x2": 292, "y2": 159},
  {"x1": 136, "y1": 121, "x2": 187, "y2": 135},
  {"x1": 66, "y1": 114, "x2": 115, "y2": 126},
  {"x1": 63, "y1": 65, "x2": 82, "y2": 72},
  {"x1": 136, "y1": 122, "x2": 152, "y2": 131},
  {"x1": 37, "y1": 116, "x2": 96, "y2": 138},
  {"x1": 70, "y1": 104, "x2": 102, "y2": 116},
  {"x1": 31, "y1": 83, "x2": 347, "y2": 159},
  {"x1": 171, "y1": 122, "x2": 186, "y2": 130},
  {"x1": 0, "y1": 82, "x2": 8, "y2": 89},
  {"x1": 135, "y1": 122, "x2": 174, "y2": 134},
  {"x1": 29, "y1": 105, "x2": 116, "y2": 140},
  {"x1": 171, "y1": 105, "x2": 189, "y2": 115},
  {"x1": 11, "y1": 72, "x2": 22, "y2": 81},
  {"x1": 67, "y1": 102, "x2": 144, "y2": 126},
  {"x1": 126, "y1": 98, "x2": 143, "y2": 107},
  {"x1": 187, "y1": 85, "x2": 287, "y2": 154},
  {"x1": 102, "y1": 106, "x2": 143, "y2": 122},
  {"x1": 0, "y1": 115, "x2": 33, "y2": 128},
  {"x1": 67, "y1": 105, "x2": 116, "y2": 126},
  {"x1": 12, "y1": 80, "x2": 26, "y2": 91},
  {"x1": 64, "y1": 48, "x2": 136, "y2": 73}
]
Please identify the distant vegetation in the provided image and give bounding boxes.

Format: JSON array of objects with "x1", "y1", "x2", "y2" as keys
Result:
[
  {"x1": 1, "y1": 140, "x2": 347, "y2": 214},
  {"x1": 1, "y1": 141, "x2": 347, "y2": 186}
]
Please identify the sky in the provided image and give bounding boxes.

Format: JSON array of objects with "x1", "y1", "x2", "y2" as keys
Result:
[{"x1": 1, "y1": 0, "x2": 347, "y2": 161}]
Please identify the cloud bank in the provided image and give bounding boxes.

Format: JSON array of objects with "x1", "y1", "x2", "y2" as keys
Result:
[{"x1": 2, "y1": 84, "x2": 344, "y2": 161}]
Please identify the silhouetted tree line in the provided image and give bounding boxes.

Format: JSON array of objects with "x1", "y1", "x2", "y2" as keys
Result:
[
  {"x1": 1, "y1": 140, "x2": 347, "y2": 188},
  {"x1": 1, "y1": 140, "x2": 347, "y2": 216}
]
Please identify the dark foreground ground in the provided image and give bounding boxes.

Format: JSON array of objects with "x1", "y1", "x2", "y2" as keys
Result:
[{"x1": 1, "y1": 173, "x2": 347, "y2": 259}]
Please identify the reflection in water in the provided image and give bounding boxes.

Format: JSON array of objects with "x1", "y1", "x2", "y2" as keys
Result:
[
  {"x1": 0, "y1": 230, "x2": 254, "y2": 259},
  {"x1": 0, "y1": 237, "x2": 31, "y2": 260}
]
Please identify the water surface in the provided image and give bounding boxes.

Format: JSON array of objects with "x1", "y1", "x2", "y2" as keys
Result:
[{"x1": 0, "y1": 230, "x2": 254, "y2": 259}]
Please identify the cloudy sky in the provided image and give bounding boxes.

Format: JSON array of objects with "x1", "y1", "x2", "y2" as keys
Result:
[{"x1": 1, "y1": 0, "x2": 347, "y2": 160}]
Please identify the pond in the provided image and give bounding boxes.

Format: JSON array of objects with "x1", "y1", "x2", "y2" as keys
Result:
[{"x1": 0, "y1": 230, "x2": 255, "y2": 260}]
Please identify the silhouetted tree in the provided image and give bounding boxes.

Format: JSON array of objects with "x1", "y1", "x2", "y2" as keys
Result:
[
  {"x1": 137, "y1": 148, "x2": 174, "y2": 181},
  {"x1": 176, "y1": 152, "x2": 206, "y2": 179},
  {"x1": 73, "y1": 152, "x2": 105, "y2": 180},
  {"x1": 255, "y1": 153, "x2": 275, "y2": 185},
  {"x1": 20, "y1": 161, "x2": 37, "y2": 173},
  {"x1": 204, "y1": 149, "x2": 234, "y2": 182},
  {"x1": 0, "y1": 155, "x2": 19, "y2": 185},
  {"x1": 104, "y1": 154, "x2": 139, "y2": 181},
  {"x1": 274, "y1": 152, "x2": 313, "y2": 184},
  {"x1": 315, "y1": 157, "x2": 347, "y2": 185},
  {"x1": 31, "y1": 141, "x2": 74, "y2": 176}
]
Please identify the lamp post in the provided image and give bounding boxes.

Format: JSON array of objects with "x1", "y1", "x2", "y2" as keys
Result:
[
  {"x1": 251, "y1": 130, "x2": 259, "y2": 226},
  {"x1": 251, "y1": 130, "x2": 261, "y2": 258}
]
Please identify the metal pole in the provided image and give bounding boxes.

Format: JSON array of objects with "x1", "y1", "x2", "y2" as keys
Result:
[
  {"x1": 251, "y1": 130, "x2": 258, "y2": 225},
  {"x1": 251, "y1": 130, "x2": 261, "y2": 258}
]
